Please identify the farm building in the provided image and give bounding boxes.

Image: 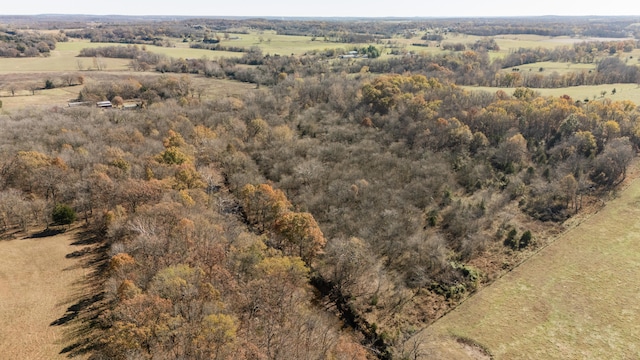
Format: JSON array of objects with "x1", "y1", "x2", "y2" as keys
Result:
[
  {"x1": 123, "y1": 103, "x2": 140, "y2": 110},
  {"x1": 68, "y1": 101, "x2": 91, "y2": 107},
  {"x1": 96, "y1": 101, "x2": 112, "y2": 108}
]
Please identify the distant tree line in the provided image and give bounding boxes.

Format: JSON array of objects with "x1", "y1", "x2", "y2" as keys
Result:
[
  {"x1": 189, "y1": 43, "x2": 249, "y2": 53},
  {"x1": 453, "y1": 16, "x2": 637, "y2": 38},
  {"x1": 79, "y1": 45, "x2": 165, "y2": 62},
  {"x1": 65, "y1": 27, "x2": 166, "y2": 46},
  {"x1": 0, "y1": 28, "x2": 63, "y2": 57},
  {"x1": 78, "y1": 45, "x2": 168, "y2": 71}
]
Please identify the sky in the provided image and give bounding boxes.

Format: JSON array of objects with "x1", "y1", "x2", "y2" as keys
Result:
[{"x1": 4, "y1": 0, "x2": 640, "y2": 18}]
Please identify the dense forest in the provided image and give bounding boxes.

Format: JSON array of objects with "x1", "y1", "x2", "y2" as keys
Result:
[
  {"x1": 2, "y1": 15, "x2": 640, "y2": 360},
  {"x1": 1, "y1": 68, "x2": 639, "y2": 358}
]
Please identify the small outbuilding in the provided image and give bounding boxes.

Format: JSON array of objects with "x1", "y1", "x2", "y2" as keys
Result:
[
  {"x1": 68, "y1": 101, "x2": 91, "y2": 107},
  {"x1": 96, "y1": 101, "x2": 112, "y2": 108}
]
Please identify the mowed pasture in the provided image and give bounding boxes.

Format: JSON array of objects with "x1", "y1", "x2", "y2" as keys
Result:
[
  {"x1": 0, "y1": 69, "x2": 256, "y2": 111},
  {"x1": 410, "y1": 168, "x2": 640, "y2": 359},
  {"x1": 503, "y1": 61, "x2": 596, "y2": 74},
  {"x1": 0, "y1": 74, "x2": 256, "y2": 111},
  {"x1": 56, "y1": 39, "x2": 244, "y2": 61},
  {"x1": 61, "y1": 32, "x2": 377, "y2": 58},
  {"x1": 0, "y1": 48, "x2": 130, "y2": 73},
  {"x1": 0, "y1": 85, "x2": 82, "y2": 111},
  {"x1": 0, "y1": 39, "x2": 244, "y2": 74},
  {"x1": 463, "y1": 83, "x2": 640, "y2": 104},
  {"x1": 0, "y1": 230, "x2": 88, "y2": 359},
  {"x1": 214, "y1": 30, "x2": 367, "y2": 55}
]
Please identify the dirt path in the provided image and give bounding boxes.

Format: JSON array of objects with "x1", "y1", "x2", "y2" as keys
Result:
[{"x1": 0, "y1": 229, "x2": 89, "y2": 359}]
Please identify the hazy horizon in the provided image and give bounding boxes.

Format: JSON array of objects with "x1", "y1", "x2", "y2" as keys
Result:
[{"x1": 4, "y1": 0, "x2": 640, "y2": 18}]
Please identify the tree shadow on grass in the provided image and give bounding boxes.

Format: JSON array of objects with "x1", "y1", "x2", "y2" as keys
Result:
[
  {"x1": 28, "y1": 228, "x2": 65, "y2": 238},
  {"x1": 50, "y1": 227, "x2": 110, "y2": 358},
  {"x1": 0, "y1": 226, "x2": 64, "y2": 241},
  {"x1": 50, "y1": 293, "x2": 104, "y2": 326}
]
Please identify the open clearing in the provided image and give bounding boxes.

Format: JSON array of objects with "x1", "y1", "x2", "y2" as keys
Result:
[
  {"x1": 410, "y1": 165, "x2": 640, "y2": 359},
  {"x1": 0, "y1": 39, "x2": 243, "y2": 74},
  {"x1": 0, "y1": 229, "x2": 88, "y2": 359},
  {"x1": 502, "y1": 61, "x2": 596, "y2": 74},
  {"x1": 463, "y1": 83, "x2": 640, "y2": 104},
  {"x1": 56, "y1": 39, "x2": 244, "y2": 61},
  {"x1": 0, "y1": 51, "x2": 130, "y2": 73},
  {"x1": 0, "y1": 73, "x2": 256, "y2": 111},
  {"x1": 215, "y1": 31, "x2": 361, "y2": 55}
]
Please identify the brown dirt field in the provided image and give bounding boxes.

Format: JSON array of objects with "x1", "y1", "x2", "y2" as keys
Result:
[{"x1": 0, "y1": 229, "x2": 90, "y2": 359}]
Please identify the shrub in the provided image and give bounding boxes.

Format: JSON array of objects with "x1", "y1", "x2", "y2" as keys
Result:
[
  {"x1": 504, "y1": 228, "x2": 518, "y2": 249},
  {"x1": 111, "y1": 96, "x2": 124, "y2": 107},
  {"x1": 52, "y1": 204, "x2": 76, "y2": 226},
  {"x1": 519, "y1": 230, "x2": 532, "y2": 249},
  {"x1": 504, "y1": 228, "x2": 533, "y2": 250},
  {"x1": 426, "y1": 209, "x2": 439, "y2": 227}
]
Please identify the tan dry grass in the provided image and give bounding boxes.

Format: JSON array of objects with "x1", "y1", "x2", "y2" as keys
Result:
[
  {"x1": 0, "y1": 229, "x2": 88, "y2": 359},
  {"x1": 0, "y1": 38, "x2": 241, "y2": 75},
  {"x1": 502, "y1": 61, "x2": 596, "y2": 74},
  {"x1": 0, "y1": 72, "x2": 256, "y2": 111},
  {"x1": 0, "y1": 52, "x2": 130, "y2": 73},
  {"x1": 57, "y1": 39, "x2": 244, "y2": 60},
  {"x1": 410, "y1": 163, "x2": 640, "y2": 359},
  {"x1": 463, "y1": 83, "x2": 640, "y2": 105}
]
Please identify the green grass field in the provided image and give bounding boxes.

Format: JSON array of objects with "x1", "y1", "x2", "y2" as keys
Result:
[
  {"x1": 410, "y1": 165, "x2": 640, "y2": 359},
  {"x1": 215, "y1": 30, "x2": 376, "y2": 56}
]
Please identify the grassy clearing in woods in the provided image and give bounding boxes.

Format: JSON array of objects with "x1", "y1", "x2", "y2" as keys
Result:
[{"x1": 0, "y1": 229, "x2": 89, "y2": 359}]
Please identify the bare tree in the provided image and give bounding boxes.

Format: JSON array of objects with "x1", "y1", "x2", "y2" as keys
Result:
[
  {"x1": 93, "y1": 56, "x2": 106, "y2": 71},
  {"x1": 8, "y1": 83, "x2": 17, "y2": 96},
  {"x1": 28, "y1": 83, "x2": 39, "y2": 95},
  {"x1": 400, "y1": 336, "x2": 430, "y2": 360},
  {"x1": 62, "y1": 73, "x2": 77, "y2": 87},
  {"x1": 591, "y1": 137, "x2": 634, "y2": 187}
]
